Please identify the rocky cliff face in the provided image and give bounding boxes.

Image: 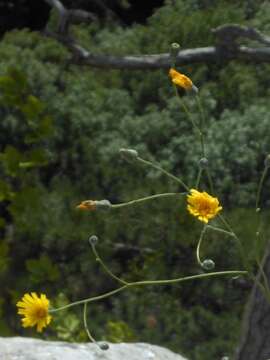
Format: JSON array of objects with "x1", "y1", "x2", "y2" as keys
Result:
[{"x1": 0, "y1": 337, "x2": 188, "y2": 360}]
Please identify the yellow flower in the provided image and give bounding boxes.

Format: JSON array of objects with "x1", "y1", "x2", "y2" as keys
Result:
[
  {"x1": 16, "y1": 292, "x2": 52, "y2": 332},
  {"x1": 76, "y1": 200, "x2": 97, "y2": 211},
  {"x1": 169, "y1": 68, "x2": 197, "y2": 92},
  {"x1": 187, "y1": 189, "x2": 222, "y2": 223}
]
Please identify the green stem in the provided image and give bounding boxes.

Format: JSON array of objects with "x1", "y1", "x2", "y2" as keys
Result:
[
  {"x1": 195, "y1": 168, "x2": 203, "y2": 189},
  {"x1": 196, "y1": 94, "x2": 206, "y2": 132},
  {"x1": 49, "y1": 286, "x2": 128, "y2": 313},
  {"x1": 112, "y1": 192, "x2": 185, "y2": 209},
  {"x1": 199, "y1": 132, "x2": 206, "y2": 159},
  {"x1": 254, "y1": 166, "x2": 268, "y2": 245},
  {"x1": 83, "y1": 302, "x2": 97, "y2": 344},
  {"x1": 249, "y1": 269, "x2": 270, "y2": 305},
  {"x1": 255, "y1": 166, "x2": 269, "y2": 210},
  {"x1": 196, "y1": 224, "x2": 236, "y2": 267},
  {"x1": 174, "y1": 87, "x2": 206, "y2": 157},
  {"x1": 206, "y1": 169, "x2": 215, "y2": 195},
  {"x1": 218, "y1": 214, "x2": 235, "y2": 235},
  {"x1": 256, "y1": 259, "x2": 270, "y2": 297},
  {"x1": 174, "y1": 86, "x2": 200, "y2": 132},
  {"x1": 218, "y1": 214, "x2": 248, "y2": 270},
  {"x1": 91, "y1": 243, "x2": 128, "y2": 285},
  {"x1": 196, "y1": 225, "x2": 207, "y2": 266},
  {"x1": 206, "y1": 224, "x2": 235, "y2": 238},
  {"x1": 50, "y1": 270, "x2": 248, "y2": 313},
  {"x1": 127, "y1": 270, "x2": 247, "y2": 287},
  {"x1": 137, "y1": 156, "x2": 189, "y2": 191}
]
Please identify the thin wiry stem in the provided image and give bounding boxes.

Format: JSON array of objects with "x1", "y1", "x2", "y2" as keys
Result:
[
  {"x1": 196, "y1": 94, "x2": 206, "y2": 134},
  {"x1": 196, "y1": 225, "x2": 208, "y2": 266},
  {"x1": 196, "y1": 224, "x2": 234, "y2": 267},
  {"x1": 83, "y1": 303, "x2": 97, "y2": 344},
  {"x1": 206, "y1": 224, "x2": 235, "y2": 238},
  {"x1": 90, "y1": 241, "x2": 128, "y2": 285},
  {"x1": 111, "y1": 192, "x2": 185, "y2": 209},
  {"x1": 174, "y1": 87, "x2": 200, "y2": 131},
  {"x1": 49, "y1": 270, "x2": 247, "y2": 313},
  {"x1": 255, "y1": 166, "x2": 269, "y2": 210},
  {"x1": 205, "y1": 169, "x2": 215, "y2": 195},
  {"x1": 49, "y1": 286, "x2": 128, "y2": 313},
  {"x1": 137, "y1": 156, "x2": 189, "y2": 191},
  {"x1": 195, "y1": 168, "x2": 203, "y2": 188}
]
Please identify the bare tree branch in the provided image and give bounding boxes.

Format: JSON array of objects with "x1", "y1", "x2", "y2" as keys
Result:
[
  {"x1": 43, "y1": 0, "x2": 270, "y2": 69},
  {"x1": 213, "y1": 24, "x2": 270, "y2": 47},
  {"x1": 44, "y1": 0, "x2": 96, "y2": 35}
]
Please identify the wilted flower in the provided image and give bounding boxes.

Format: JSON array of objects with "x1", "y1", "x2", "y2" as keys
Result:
[
  {"x1": 187, "y1": 189, "x2": 222, "y2": 223},
  {"x1": 76, "y1": 199, "x2": 112, "y2": 211},
  {"x1": 169, "y1": 68, "x2": 198, "y2": 92},
  {"x1": 16, "y1": 293, "x2": 52, "y2": 332},
  {"x1": 76, "y1": 200, "x2": 97, "y2": 211}
]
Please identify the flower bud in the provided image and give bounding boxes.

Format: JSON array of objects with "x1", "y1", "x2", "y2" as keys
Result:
[
  {"x1": 170, "y1": 42, "x2": 180, "y2": 59},
  {"x1": 99, "y1": 342, "x2": 109, "y2": 351},
  {"x1": 119, "y1": 148, "x2": 138, "y2": 162},
  {"x1": 95, "y1": 199, "x2": 112, "y2": 211},
  {"x1": 89, "y1": 235, "x2": 98, "y2": 246},
  {"x1": 264, "y1": 154, "x2": 270, "y2": 168},
  {"x1": 199, "y1": 157, "x2": 209, "y2": 169},
  {"x1": 202, "y1": 259, "x2": 215, "y2": 270}
]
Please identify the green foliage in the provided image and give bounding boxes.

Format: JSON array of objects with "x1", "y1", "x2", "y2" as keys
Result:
[
  {"x1": 26, "y1": 255, "x2": 60, "y2": 284},
  {"x1": 104, "y1": 320, "x2": 136, "y2": 342},
  {"x1": 52, "y1": 293, "x2": 87, "y2": 342},
  {"x1": 0, "y1": 66, "x2": 54, "y2": 334},
  {"x1": 0, "y1": 240, "x2": 10, "y2": 273},
  {"x1": 0, "y1": 1, "x2": 269, "y2": 360}
]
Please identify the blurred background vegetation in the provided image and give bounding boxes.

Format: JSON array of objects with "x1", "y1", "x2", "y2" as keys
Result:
[{"x1": 1, "y1": 0, "x2": 270, "y2": 359}]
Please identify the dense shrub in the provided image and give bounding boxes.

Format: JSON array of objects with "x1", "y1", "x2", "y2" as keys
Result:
[{"x1": 0, "y1": 1, "x2": 270, "y2": 359}]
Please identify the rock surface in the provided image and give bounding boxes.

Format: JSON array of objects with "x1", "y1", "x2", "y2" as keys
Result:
[{"x1": 0, "y1": 337, "x2": 188, "y2": 360}]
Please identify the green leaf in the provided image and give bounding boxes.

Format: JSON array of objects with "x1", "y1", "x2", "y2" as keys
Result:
[
  {"x1": 105, "y1": 320, "x2": 136, "y2": 343},
  {"x1": 26, "y1": 254, "x2": 60, "y2": 284},
  {"x1": 20, "y1": 95, "x2": 45, "y2": 121},
  {"x1": 19, "y1": 148, "x2": 49, "y2": 168},
  {"x1": 0, "y1": 180, "x2": 13, "y2": 201},
  {"x1": 0, "y1": 241, "x2": 10, "y2": 274},
  {"x1": 0, "y1": 146, "x2": 23, "y2": 177}
]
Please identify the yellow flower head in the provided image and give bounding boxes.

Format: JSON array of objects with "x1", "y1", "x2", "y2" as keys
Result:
[
  {"x1": 76, "y1": 200, "x2": 96, "y2": 211},
  {"x1": 187, "y1": 189, "x2": 222, "y2": 223},
  {"x1": 169, "y1": 68, "x2": 197, "y2": 92},
  {"x1": 16, "y1": 292, "x2": 52, "y2": 332}
]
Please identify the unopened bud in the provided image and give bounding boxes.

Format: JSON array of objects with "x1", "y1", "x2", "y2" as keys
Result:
[
  {"x1": 264, "y1": 154, "x2": 270, "y2": 168},
  {"x1": 99, "y1": 342, "x2": 109, "y2": 351},
  {"x1": 95, "y1": 199, "x2": 112, "y2": 211},
  {"x1": 199, "y1": 157, "x2": 209, "y2": 169},
  {"x1": 170, "y1": 43, "x2": 180, "y2": 67},
  {"x1": 171, "y1": 42, "x2": 180, "y2": 53},
  {"x1": 202, "y1": 259, "x2": 215, "y2": 270},
  {"x1": 89, "y1": 235, "x2": 98, "y2": 246},
  {"x1": 119, "y1": 148, "x2": 138, "y2": 162}
]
